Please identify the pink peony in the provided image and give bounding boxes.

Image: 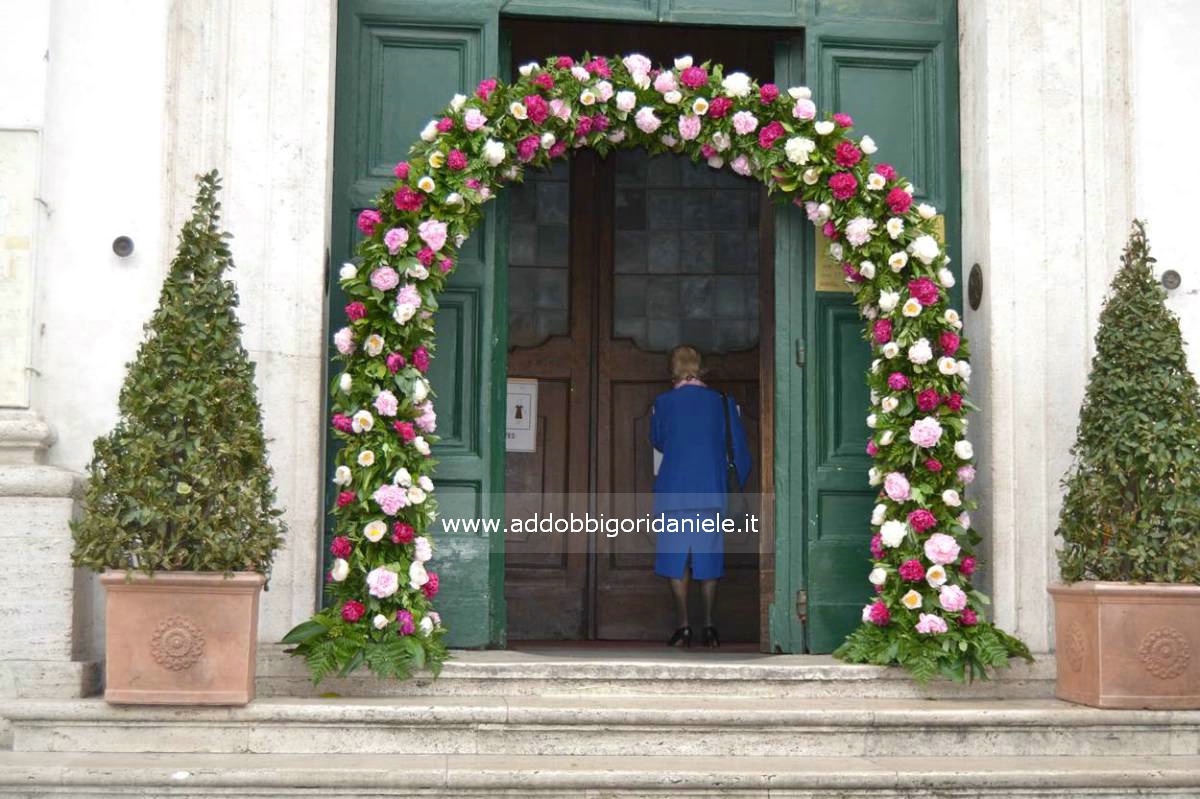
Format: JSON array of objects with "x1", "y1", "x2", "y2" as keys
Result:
[
  {"x1": 908, "y1": 277, "x2": 940, "y2": 306},
  {"x1": 939, "y1": 584, "x2": 968, "y2": 612},
  {"x1": 333, "y1": 327, "x2": 356, "y2": 355},
  {"x1": 415, "y1": 401, "x2": 437, "y2": 433},
  {"x1": 834, "y1": 140, "x2": 862, "y2": 167},
  {"x1": 887, "y1": 372, "x2": 910, "y2": 391},
  {"x1": 533, "y1": 73, "x2": 554, "y2": 90},
  {"x1": 909, "y1": 416, "x2": 944, "y2": 448},
  {"x1": 792, "y1": 98, "x2": 816, "y2": 120},
  {"x1": 370, "y1": 266, "x2": 400, "y2": 291},
  {"x1": 916, "y1": 388, "x2": 942, "y2": 412},
  {"x1": 730, "y1": 154, "x2": 752, "y2": 176},
  {"x1": 554, "y1": 55, "x2": 574, "y2": 69},
  {"x1": 336, "y1": 490, "x2": 356, "y2": 508},
  {"x1": 394, "y1": 186, "x2": 424, "y2": 212},
  {"x1": 585, "y1": 56, "x2": 610, "y2": 77},
  {"x1": 876, "y1": 162, "x2": 897, "y2": 182},
  {"x1": 867, "y1": 600, "x2": 890, "y2": 626},
  {"x1": 423, "y1": 571, "x2": 440, "y2": 599},
  {"x1": 940, "y1": 331, "x2": 961, "y2": 356},
  {"x1": 680, "y1": 66, "x2": 708, "y2": 89},
  {"x1": 345, "y1": 302, "x2": 367, "y2": 321},
  {"x1": 945, "y1": 393, "x2": 963, "y2": 412},
  {"x1": 436, "y1": 116, "x2": 453, "y2": 133},
  {"x1": 957, "y1": 465, "x2": 976, "y2": 485},
  {"x1": 915, "y1": 613, "x2": 948, "y2": 634},
  {"x1": 960, "y1": 556, "x2": 977, "y2": 576},
  {"x1": 447, "y1": 149, "x2": 468, "y2": 171},
  {"x1": 357, "y1": 209, "x2": 382, "y2": 236},
  {"x1": 518, "y1": 134, "x2": 540, "y2": 161},
  {"x1": 384, "y1": 227, "x2": 410, "y2": 255},
  {"x1": 417, "y1": 246, "x2": 435, "y2": 267},
  {"x1": 330, "y1": 536, "x2": 352, "y2": 559},
  {"x1": 332, "y1": 414, "x2": 354, "y2": 434},
  {"x1": 924, "y1": 533, "x2": 961, "y2": 565},
  {"x1": 394, "y1": 421, "x2": 416, "y2": 442},
  {"x1": 708, "y1": 96, "x2": 733, "y2": 118},
  {"x1": 464, "y1": 108, "x2": 488, "y2": 132},
  {"x1": 899, "y1": 559, "x2": 925, "y2": 581},
  {"x1": 372, "y1": 484, "x2": 408, "y2": 516},
  {"x1": 960, "y1": 608, "x2": 979, "y2": 626},
  {"x1": 396, "y1": 608, "x2": 416, "y2": 635},
  {"x1": 759, "y1": 83, "x2": 780, "y2": 103},
  {"x1": 412, "y1": 345, "x2": 431, "y2": 373},
  {"x1": 866, "y1": 439, "x2": 879, "y2": 457},
  {"x1": 886, "y1": 187, "x2": 911, "y2": 214},
  {"x1": 373, "y1": 390, "x2": 399, "y2": 417},
  {"x1": 524, "y1": 94, "x2": 548, "y2": 124},
  {"x1": 884, "y1": 472, "x2": 911, "y2": 502},
  {"x1": 653, "y1": 70, "x2": 677, "y2": 93},
  {"x1": 392, "y1": 521, "x2": 415, "y2": 544},
  {"x1": 833, "y1": 112, "x2": 854, "y2": 127},
  {"x1": 394, "y1": 161, "x2": 411, "y2": 179},
  {"x1": 419, "y1": 219, "x2": 448, "y2": 252},
  {"x1": 386, "y1": 352, "x2": 406, "y2": 373},
  {"x1": 758, "y1": 120, "x2": 786, "y2": 149},
  {"x1": 870, "y1": 533, "x2": 884, "y2": 560},
  {"x1": 341, "y1": 600, "x2": 365, "y2": 623},
  {"x1": 908, "y1": 509, "x2": 937, "y2": 533},
  {"x1": 873, "y1": 319, "x2": 893, "y2": 345},
  {"x1": 732, "y1": 111, "x2": 759, "y2": 136},
  {"x1": 366, "y1": 566, "x2": 400, "y2": 599},
  {"x1": 439, "y1": 257, "x2": 454, "y2": 274},
  {"x1": 678, "y1": 114, "x2": 702, "y2": 141},
  {"x1": 828, "y1": 172, "x2": 858, "y2": 201},
  {"x1": 397, "y1": 284, "x2": 422, "y2": 312},
  {"x1": 475, "y1": 78, "x2": 498, "y2": 100}
]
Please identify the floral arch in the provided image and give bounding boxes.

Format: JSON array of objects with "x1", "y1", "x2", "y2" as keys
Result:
[{"x1": 283, "y1": 54, "x2": 1030, "y2": 683}]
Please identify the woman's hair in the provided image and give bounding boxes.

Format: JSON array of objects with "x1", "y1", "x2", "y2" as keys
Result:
[{"x1": 669, "y1": 345, "x2": 703, "y2": 383}]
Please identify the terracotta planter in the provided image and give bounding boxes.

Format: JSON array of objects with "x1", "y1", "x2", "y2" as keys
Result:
[
  {"x1": 1049, "y1": 581, "x2": 1200, "y2": 709},
  {"x1": 100, "y1": 570, "x2": 265, "y2": 705}
]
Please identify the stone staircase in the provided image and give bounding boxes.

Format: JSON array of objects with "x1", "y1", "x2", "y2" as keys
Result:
[{"x1": 1, "y1": 646, "x2": 1198, "y2": 797}]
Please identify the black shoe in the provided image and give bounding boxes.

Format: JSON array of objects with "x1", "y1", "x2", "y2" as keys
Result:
[
  {"x1": 667, "y1": 626, "x2": 693, "y2": 648},
  {"x1": 702, "y1": 626, "x2": 720, "y2": 648}
]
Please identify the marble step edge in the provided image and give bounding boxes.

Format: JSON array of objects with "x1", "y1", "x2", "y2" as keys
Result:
[
  {"x1": 8, "y1": 697, "x2": 1199, "y2": 729},
  {"x1": 0, "y1": 752, "x2": 1198, "y2": 794}
]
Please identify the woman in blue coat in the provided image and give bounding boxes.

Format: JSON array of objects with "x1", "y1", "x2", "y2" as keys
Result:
[{"x1": 650, "y1": 345, "x2": 751, "y2": 648}]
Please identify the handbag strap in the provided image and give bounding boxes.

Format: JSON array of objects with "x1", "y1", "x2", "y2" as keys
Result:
[{"x1": 722, "y1": 392, "x2": 735, "y2": 469}]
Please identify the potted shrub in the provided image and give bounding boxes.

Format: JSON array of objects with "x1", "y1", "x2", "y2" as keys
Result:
[
  {"x1": 71, "y1": 171, "x2": 285, "y2": 705},
  {"x1": 1050, "y1": 220, "x2": 1200, "y2": 709}
]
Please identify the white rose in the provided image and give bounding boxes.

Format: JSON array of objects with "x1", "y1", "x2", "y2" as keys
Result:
[
  {"x1": 908, "y1": 338, "x2": 933, "y2": 365},
  {"x1": 881, "y1": 396, "x2": 899, "y2": 413},
  {"x1": 867, "y1": 413, "x2": 878, "y2": 429},
  {"x1": 868, "y1": 467, "x2": 882, "y2": 486},
  {"x1": 509, "y1": 101, "x2": 528, "y2": 119},
  {"x1": 910, "y1": 234, "x2": 940, "y2": 265},
  {"x1": 938, "y1": 268, "x2": 956, "y2": 288},
  {"x1": 674, "y1": 55, "x2": 694, "y2": 70},
  {"x1": 925, "y1": 565, "x2": 947, "y2": 588},
  {"x1": 901, "y1": 590, "x2": 924, "y2": 610},
  {"x1": 663, "y1": 90, "x2": 682, "y2": 105},
  {"x1": 330, "y1": 558, "x2": 350, "y2": 582},
  {"x1": 902, "y1": 298, "x2": 922, "y2": 318},
  {"x1": 357, "y1": 449, "x2": 375, "y2": 467},
  {"x1": 802, "y1": 167, "x2": 819, "y2": 185},
  {"x1": 787, "y1": 86, "x2": 812, "y2": 100},
  {"x1": 829, "y1": 243, "x2": 844, "y2": 261},
  {"x1": 722, "y1": 72, "x2": 752, "y2": 97},
  {"x1": 363, "y1": 520, "x2": 387, "y2": 542},
  {"x1": 408, "y1": 560, "x2": 429, "y2": 589},
  {"x1": 870, "y1": 359, "x2": 881, "y2": 374},
  {"x1": 413, "y1": 436, "x2": 431, "y2": 455},
  {"x1": 918, "y1": 203, "x2": 937, "y2": 219},
  {"x1": 419, "y1": 615, "x2": 435, "y2": 636},
  {"x1": 339, "y1": 373, "x2": 352, "y2": 393},
  {"x1": 414, "y1": 536, "x2": 433, "y2": 563},
  {"x1": 942, "y1": 489, "x2": 962, "y2": 507},
  {"x1": 816, "y1": 203, "x2": 832, "y2": 223},
  {"x1": 394, "y1": 467, "x2": 412, "y2": 487},
  {"x1": 450, "y1": 93, "x2": 467, "y2": 111},
  {"x1": 339, "y1": 262, "x2": 358, "y2": 281},
  {"x1": 879, "y1": 430, "x2": 895, "y2": 446},
  {"x1": 959, "y1": 512, "x2": 972, "y2": 529},
  {"x1": 518, "y1": 62, "x2": 536, "y2": 77},
  {"x1": 937, "y1": 356, "x2": 959, "y2": 375},
  {"x1": 860, "y1": 135, "x2": 878, "y2": 155},
  {"x1": 869, "y1": 567, "x2": 888, "y2": 586},
  {"x1": 373, "y1": 613, "x2": 390, "y2": 630},
  {"x1": 579, "y1": 89, "x2": 597, "y2": 106},
  {"x1": 867, "y1": 173, "x2": 886, "y2": 191},
  {"x1": 394, "y1": 301, "x2": 418, "y2": 325},
  {"x1": 871, "y1": 503, "x2": 887, "y2": 525},
  {"x1": 943, "y1": 308, "x2": 961, "y2": 327},
  {"x1": 417, "y1": 175, "x2": 435, "y2": 193},
  {"x1": 888, "y1": 251, "x2": 909, "y2": 272},
  {"x1": 871, "y1": 389, "x2": 880, "y2": 405},
  {"x1": 418, "y1": 475, "x2": 434, "y2": 492},
  {"x1": 351, "y1": 410, "x2": 374, "y2": 433},
  {"x1": 707, "y1": 155, "x2": 723, "y2": 169},
  {"x1": 407, "y1": 486, "x2": 427, "y2": 505},
  {"x1": 632, "y1": 71, "x2": 651, "y2": 90},
  {"x1": 905, "y1": 184, "x2": 915, "y2": 195},
  {"x1": 482, "y1": 139, "x2": 506, "y2": 166},
  {"x1": 609, "y1": 130, "x2": 627, "y2": 144},
  {"x1": 711, "y1": 131, "x2": 730, "y2": 152},
  {"x1": 882, "y1": 341, "x2": 901, "y2": 359},
  {"x1": 814, "y1": 120, "x2": 835, "y2": 135},
  {"x1": 784, "y1": 136, "x2": 816, "y2": 165},
  {"x1": 886, "y1": 218, "x2": 904, "y2": 239},
  {"x1": 428, "y1": 151, "x2": 445, "y2": 169},
  {"x1": 957, "y1": 360, "x2": 972, "y2": 381},
  {"x1": 413, "y1": 378, "x2": 430, "y2": 403},
  {"x1": 333, "y1": 465, "x2": 352, "y2": 486},
  {"x1": 880, "y1": 520, "x2": 908, "y2": 548},
  {"x1": 443, "y1": 193, "x2": 463, "y2": 208},
  {"x1": 859, "y1": 261, "x2": 876, "y2": 279},
  {"x1": 878, "y1": 290, "x2": 900, "y2": 313},
  {"x1": 955, "y1": 440, "x2": 974, "y2": 460},
  {"x1": 692, "y1": 97, "x2": 709, "y2": 115},
  {"x1": 615, "y1": 90, "x2": 637, "y2": 112},
  {"x1": 420, "y1": 119, "x2": 439, "y2": 142}
]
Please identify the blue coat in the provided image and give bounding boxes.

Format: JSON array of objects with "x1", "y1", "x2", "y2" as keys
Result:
[{"x1": 649, "y1": 385, "x2": 752, "y2": 514}]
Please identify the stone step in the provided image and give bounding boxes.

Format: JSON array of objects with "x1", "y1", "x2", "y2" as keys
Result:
[
  {"x1": 9, "y1": 696, "x2": 1200, "y2": 758},
  {"x1": 1, "y1": 751, "x2": 1198, "y2": 797},
  {"x1": 256, "y1": 643, "x2": 1058, "y2": 699}
]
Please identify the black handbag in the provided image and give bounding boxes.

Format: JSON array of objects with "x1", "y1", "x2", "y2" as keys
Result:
[{"x1": 722, "y1": 393, "x2": 750, "y2": 529}]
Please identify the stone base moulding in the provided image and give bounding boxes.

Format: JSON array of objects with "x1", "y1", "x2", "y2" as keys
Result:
[
  {"x1": 1049, "y1": 581, "x2": 1200, "y2": 709},
  {"x1": 100, "y1": 571, "x2": 265, "y2": 705}
]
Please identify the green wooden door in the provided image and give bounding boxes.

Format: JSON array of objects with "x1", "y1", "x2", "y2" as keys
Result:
[
  {"x1": 777, "y1": 0, "x2": 962, "y2": 653},
  {"x1": 329, "y1": 0, "x2": 505, "y2": 647}
]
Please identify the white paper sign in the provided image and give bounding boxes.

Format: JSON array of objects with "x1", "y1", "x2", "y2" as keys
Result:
[{"x1": 505, "y1": 378, "x2": 538, "y2": 452}]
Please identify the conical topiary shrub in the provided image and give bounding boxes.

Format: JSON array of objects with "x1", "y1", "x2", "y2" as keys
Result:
[
  {"x1": 71, "y1": 171, "x2": 285, "y2": 575},
  {"x1": 1056, "y1": 220, "x2": 1200, "y2": 583}
]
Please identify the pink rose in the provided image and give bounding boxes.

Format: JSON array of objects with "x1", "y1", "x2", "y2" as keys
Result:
[
  {"x1": 464, "y1": 108, "x2": 488, "y2": 132},
  {"x1": 394, "y1": 186, "x2": 424, "y2": 212},
  {"x1": 939, "y1": 584, "x2": 968, "y2": 612},
  {"x1": 909, "y1": 416, "x2": 943, "y2": 448},
  {"x1": 678, "y1": 114, "x2": 702, "y2": 141},
  {"x1": 418, "y1": 219, "x2": 448, "y2": 252},
  {"x1": 828, "y1": 172, "x2": 858, "y2": 201},
  {"x1": 792, "y1": 98, "x2": 816, "y2": 120},
  {"x1": 907, "y1": 509, "x2": 937, "y2": 533},
  {"x1": 373, "y1": 390, "x2": 399, "y2": 417},
  {"x1": 886, "y1": 187, "x2": 911, "y2": 214},
  {"x1": 415, "y1": 400, "x2": 437, "y2": 433},
  {"x1": 366, "y1": 566, "x2": 400, "y2": 599},
  {"x1": 384, "y1": 227, "x2": 409, "y2": 255},
  {"x1": 899, "y1": 559, "x2": 925, "y2": 581},
  {"x1": 653, "y1": 70, "x2": 678, "y2": 93},
  {"x1": 341, "y1": 600, "x2": 365, "y2": 623},
  {"x1": 370, "y1": 266, "x2": 400, "y2": 291},
  {"x1": 834, "y1": 140, "x2": 862, "y2": 167},
  {"x1": 730, "y1": 155, "x2": 752, "y2": 177},
  {"x1": 884, "y1": 472, "x2": 911, "y2": 502},
  {"x1": 397, "y1": 284, "x2": 421, "y2": 311},
  {"x1": 924, "y1": 533, "x2": 961, "y2": 565},
  {"x1": 916, "y1": 389, "x2": 941, "y2": 412},
  {"x1": 915, "y1": 613, "x2": 948, "y2": 634},
  {"x1": 357, "y1": 209, "x2": 382, "y2": 236},
  {"x1": 372, "y1": 484, "x2": 408, "y2": 516}
]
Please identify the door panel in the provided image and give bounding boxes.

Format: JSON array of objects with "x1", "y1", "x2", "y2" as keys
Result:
[{"x1": 329, "y1": 0, "x2": 503, "y2": 647}]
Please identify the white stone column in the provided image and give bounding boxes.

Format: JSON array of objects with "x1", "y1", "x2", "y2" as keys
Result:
[{"x1": 959, "y1": 0, "x2": 1134, "y2": 653}]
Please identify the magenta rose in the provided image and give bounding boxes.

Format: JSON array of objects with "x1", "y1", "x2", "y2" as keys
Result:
[
  {"x1": 960, "y1": 556, "x2": 977, "y2": 576},
  {"x1": 341, "y1": 600, "x2": 366, "y2": 623},
  {"x1": 867, "y1": 600, "x2": 890, "y2": 626},
  {"x1": 916, "y1": 388, "x2": 941, "y2": 412},
  {"x1": 887, "y1": 372, "x2": 910, "y2": 391},
  {"x1": 833, "y1": 112, "x2": 854, "y2": 127},
  {"x1": 945, "y1": 393, "x2": 963, "y2": 412},
  {"x1": 759, "y1": 83, "x2": 780, "y2": 103},
  {"x1": 417, "y1": 247, "x2": 435, "y2": 267},
  {"x1": 518, "y1": 134, "x2": 540, "y2": 162},
  {"x1": 680, "y1": 65, "x2": 708, "y2": 89},
  {"x1": 386, "y1": 352, "x2": 406, "y2": 374},
  {"x1": 396, "y1": 608, "x2": 416, "y2": 635},
  {"x1": 708, "y1": 96, "x2": 733, "y2": 118},
  {"x1": 332, "y1": 414, "x2": 354, "y2": 433},
  {"x1": 940, "y1": 331, "x2": 961, "y2": 356},
  {"x1": 392, "y1": 522, "x2": 415, "y2": 544},
  {"x1": 886, "y1": 186, "x2": 912, "y2": 214},
  {"x1": 585, "y1": 56, "x2": 611, "y2": 77},
  {"x1": 873, "y1": 319, "x2": 893, "y2": 345},
  {"x1": 394, "y1": 421, "x2": 416, "y2": 442},
  {"x1": 925, "y1": 457, "x2": 943, "y2": 472},
  {"x1": 834, "y1": 140, "x2": 862, "y2": 168},
  {"x1": 394, "y1": 186, "x2": 424, "y2": 212},
  {"x1": 758, "y1": 120, "x2": 786, "y2": 149},
  {"x1": 533, "y1": 73, "x2": 554, "y2": 90},
  {"x1": 345, "y1": 302, "x2": 367, "y2": 321},
  {"x1": 554, "y1": 55, "x2": 573, "y2": 69},
  {"x1": 870, "y1": 533, "x2": 884, "y2": 560},
  {"x1": 899, "y1": 559, "x2": 925, "y2": 581},
  {"x1": 439, "y1": 257, "x2": 454, "y2": 274},
  {"x1": 423, "y1": 571, "x2": 440, "y2": 599},
  {"x1": 356, "y1": 209, "x2": 382, "y2": 236},
  {"x1": 447, "y1": 149, "x2": 468, "y2": 171},
  {"x1": 908, "y1": 509, "x2": 937, "y2": 533},
  {"x1": 909, "y1": 277, "x2": 940, "y2": 306},
  {"x1": 876, "y1": 162, "x2": 897, "y2": 182},
  {"x1": 394, "y1": 161, "x2": 410, "y2": 180},
  {"x1": 525, "y1": 94, "x2": 549, "y2": 124},
  {"x1": 336, "y1": 490, "x2": 356, "y2": 509},
  {"x1": 330, "y1": 536, "x2": 352, "y2": 559},
  {"x1": 549, "y1": 140, "x2": 568, "y2": 159},
  {"x1": 436, "y1": 116, "x2": 453, "y2": 133},
  {"x1": 828, "y1": 172, "x2": 858, "y2": 201},
  {"x1": 475, "y1": 77, "x2": 498, "y2": 100},
  {"x1": 866, "y1": 439, "x2": 879, "y2": 457},
  {"x1": 575, "y1": 116, "x2": 593, "y2": 137},
  {"x1": 412, "y1": 345, "x2": 431, "y2": 373},
  {"x1": 960, "y1": 608, "x2": 978, "y2": 626}
]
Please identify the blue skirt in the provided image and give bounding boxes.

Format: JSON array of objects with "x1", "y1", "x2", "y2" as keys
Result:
[{"x1": 654, "y1": 509, "x2": 725, "y2": 580}]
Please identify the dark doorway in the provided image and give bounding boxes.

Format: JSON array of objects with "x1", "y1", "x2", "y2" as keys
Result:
[{"x1": 501, "y1": 19, "x2": 782, "y2": 644}]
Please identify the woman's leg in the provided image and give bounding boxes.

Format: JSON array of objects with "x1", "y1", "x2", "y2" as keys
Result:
[
  {"x1": 700, "y1": 578, "x2": 718, "y2": 627},
  {"x1": 669, "y1": 572, "x2": 690, "y2": 628}
]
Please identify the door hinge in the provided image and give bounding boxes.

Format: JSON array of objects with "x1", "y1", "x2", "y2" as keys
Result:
[
  {"x1": 794, "y1": 338, "x2": 806, "y2": 367},
  {"x1": 796, "y1": 589, "x2": 808, "y2": 623}
]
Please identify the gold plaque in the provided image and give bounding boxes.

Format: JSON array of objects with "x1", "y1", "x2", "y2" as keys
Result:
[{"x1": 814, "y1": 214, "x2": 945, "y2": 294}]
